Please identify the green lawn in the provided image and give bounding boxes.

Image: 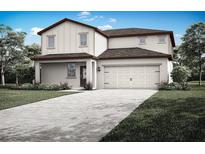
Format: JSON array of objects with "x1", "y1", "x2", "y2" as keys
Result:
[
  {"x1": 0, "y1": 89, "x2": 75, "y2": 110},
  {"x1": 101, "y1": 82, "x2": 205, "y2": 142}
]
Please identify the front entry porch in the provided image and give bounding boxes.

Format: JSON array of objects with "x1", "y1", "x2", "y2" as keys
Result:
[{"x1": 34, "y1": 59, "x2": 97, "y2": 89}]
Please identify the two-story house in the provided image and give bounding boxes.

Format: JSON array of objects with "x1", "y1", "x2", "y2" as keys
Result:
[{"x1": 32, "y1": 18, "x2": 175, "y2": 89}]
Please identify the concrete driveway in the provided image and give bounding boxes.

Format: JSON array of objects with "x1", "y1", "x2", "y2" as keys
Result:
[{"x1": 0, "y1": 89, "x2": 157, "y2": 142}]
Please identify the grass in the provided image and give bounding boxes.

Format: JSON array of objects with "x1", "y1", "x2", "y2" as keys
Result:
[
  {"x1": 101, "y1": 81, "x2": 205, "y2": 142},
  {"x1": 0, "y1": 89, "x2": 75, "y2": 110}
]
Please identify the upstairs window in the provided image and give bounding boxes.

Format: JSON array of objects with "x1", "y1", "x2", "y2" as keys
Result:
[
  {"x1": 47, "y1": 35, "x2": 55, "y2": 48},
  {"x1": 139, "y1": 37, "x2": 146, "y2": 45},
  {"x1": 79, "y1": 33, "x2": 88, "y2": 47},
  {"x1": 67, "y1": 63, "x2": 76, "y2": 78},
  {"x1": 158, "y1": 36, "x2": 166, "y2": 44}
]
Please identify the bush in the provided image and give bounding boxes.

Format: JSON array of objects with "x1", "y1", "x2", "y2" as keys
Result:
[
  {"x1": 159, "y1": 82, "x2": 190, "y2": 90},
  {"x1": 60, "y1": 82, "x2": 70, "y2": 90},
  {"x1": 171, "y1": 66, "x2": 191, "y2": 87},
  {"x1": 0, "y1": 82, "x2": 71, "y2": 91},
  {"x1": 84, "y1": 82, "x2": 93, "y2": 90}
]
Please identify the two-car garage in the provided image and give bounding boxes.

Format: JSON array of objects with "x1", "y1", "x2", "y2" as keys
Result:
[
  {"x1": 97, "y1": 47, "x2": 172, "y2": 90},
  {"x1": 104, "y1": 65, "x2": 160, "y2": 89}
]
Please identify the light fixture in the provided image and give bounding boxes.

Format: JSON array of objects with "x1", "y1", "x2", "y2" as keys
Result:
[{"x1": 97, "y1": 67, "x2": 101, "y2": 72}]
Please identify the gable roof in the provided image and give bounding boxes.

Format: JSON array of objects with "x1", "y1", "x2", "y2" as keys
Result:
[
  {"x1": 37, "y1": 18, "x2": 175, "y2": 47},
  {"x1": 98, "y1": 47, "x2": 172, "y2": 60},
  {"x1": 37, "y1": 18, "x2": 108, "y2": 37},
  {"x1": 103, "y1": 28, "x2": 175, "y2": 47}
]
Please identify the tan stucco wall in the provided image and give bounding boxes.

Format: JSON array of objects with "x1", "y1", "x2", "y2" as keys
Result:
[
  {"x1": 97, "y1": 58, "x2": 170, "y2": 89},
  {"x1": 41, "y1": 21, "x2": 95, "y2": 55},
  {"x1": 41, "y1": 62, "x2": 85, "y2": 88},
  {"x1": 108, "y1": 35, "x2": 172, "y2": 54}
]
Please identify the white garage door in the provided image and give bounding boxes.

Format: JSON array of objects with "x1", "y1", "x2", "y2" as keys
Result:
[{"x1": 104, "y1": 65, "x2": 160, "y2": 89}]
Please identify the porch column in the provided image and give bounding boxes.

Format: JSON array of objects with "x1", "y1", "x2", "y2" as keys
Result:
[
  {"x1": 92, "y1": 60, "x2": 97, "y2": 89},
  {"x1": 35, "y1": 61, "x2": 40, "y2": 83},
  {"x1": 86, "y1": 59, "x2": 92, "y2": 85}
]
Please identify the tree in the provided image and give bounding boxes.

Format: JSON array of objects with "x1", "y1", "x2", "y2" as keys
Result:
[
  {"x1": 180, "y1": 23, "x2": 205, "y2": 86},
  {"x1": 171, "y1": 66, "x2": 191, "y2": 88},
  {"x1": 0, "y1": 24, "x2": 12, "y2": 85},
  {"x1": 24, "y1": 43, "x2": 41, "y2": 58},
  {"x1": 0, "y1": 24, "x2": 26, "y2": 85}
]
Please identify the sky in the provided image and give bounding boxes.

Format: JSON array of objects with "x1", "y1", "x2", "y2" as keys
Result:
[{"x1": 0, "y1": 11, "x2": 205, "y2": 46}]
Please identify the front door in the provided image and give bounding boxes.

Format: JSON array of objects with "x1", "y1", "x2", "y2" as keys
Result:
[{"x1": 80, "y1": 66, "x2": 86, "y2": 87}]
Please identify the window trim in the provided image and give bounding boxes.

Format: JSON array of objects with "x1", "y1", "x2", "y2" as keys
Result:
[
  {"x1": 158, "y1": 36, "x2": 166, "y2": 44},
  {"x1": 47, "y1": 35, "x2": 56, "y2": 49},
  {"x1": 67, "y1": 63, "x2": 77, "y2": 78},
  {"x1": 79, "y1": 32, "x2": 88, "y2": 48},
  {"x1": 138, "y1": 36, "x2": 146, "y2": 45}
]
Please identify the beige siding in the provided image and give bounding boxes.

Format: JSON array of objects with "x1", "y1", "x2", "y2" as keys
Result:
[
  {"x1": 97, "y1": 58, "x2": 169, "y2": 89},
  {"x1": 41, "y1": 62, "x2": 85, "y2": 88},
  {"x1": 41, "y1": 21, "x2": 95, "y2": 55},
  {"x1": 167, "y1": 36, "x2": 173, "y2": 55},
  {"x1": 94, "y1": 32, "x2": 107, "y2": 56},
  {"x1": 108, "y1": 35, "x2": 171, "y2": 54}
]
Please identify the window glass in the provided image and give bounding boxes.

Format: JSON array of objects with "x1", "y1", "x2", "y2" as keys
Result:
[
  {"x1": 139, "y1": 37, "x2": 146, "y2": 44},
  {"x1": 158, "y1": 36, "x2": 166, "y2": 44},
  {"x1": 48, "y1": 35, "x2": 55, "y2": 48},
  {"x1": 80, "y1": 33, "x2": 87, "y2": 46},
  {"x1": 67, "y1": 63, "x2": 76, "y2": 77}
]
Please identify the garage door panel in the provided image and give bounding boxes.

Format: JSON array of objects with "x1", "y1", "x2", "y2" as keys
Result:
[{"x1": 104, "y1": 65, "x2": 160, "y2": 89}]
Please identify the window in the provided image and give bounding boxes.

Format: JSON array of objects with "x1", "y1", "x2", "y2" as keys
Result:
[
  {"x1": 47, "y1": 35, "x2": 55, "y2": 48},
  {"x1": 158, "y1": 36, "x2": 166, "y2": 44},
  {"x1": 79, "y1": 33, "x2": 88, "y2": 47},
  {"x1": 139, "y1": 37, "x2": 146, "y2": 45},
  {"x1": 67, "y1": 63, "x2": 76, "y2": 78}
]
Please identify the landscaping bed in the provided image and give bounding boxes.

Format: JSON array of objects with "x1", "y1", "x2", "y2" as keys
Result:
[
  {"x1": 0, "y1": 83, "x2": 71, "y2": 91},
  {"x1": 101, "y1": 82, "x2": 205, "y2": 142}
]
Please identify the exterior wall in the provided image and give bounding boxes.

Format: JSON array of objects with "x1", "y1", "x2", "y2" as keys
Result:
[
  {"x1": 167, "y1": 36, "x2": 173, "y2": 55},
  {"x1": 97, "y1": 58, "x2": 169, "y2": 89},
  {"x1": 94, "y1": 32, "x2": 107, "y2": 56},
  {"x1": 41, "y1": 62, "x2": 85, "y2": 88},
  {"x1": 108, "y1": 34, "x2": 171, "y2": 54},
  {"x1": 41, "y1": 21, "x2": 95, "y2": 55}
]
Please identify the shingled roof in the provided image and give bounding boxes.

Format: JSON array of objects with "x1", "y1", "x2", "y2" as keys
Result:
[
  {"x1": 31, "y1": 53, "x2": 96, "y2": 61},
  {"x1": 98, "y1": 47, "x2": 172, "y2": 60},
  {"x1": 103, "y1": 28, "x2": 175, "y2": 47},
  {"x1": 37, "y1": 18, "x2": 175, "y2": 47}
]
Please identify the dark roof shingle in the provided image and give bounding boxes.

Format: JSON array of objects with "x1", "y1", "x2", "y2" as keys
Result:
[
  {"x1": 31, "y1": 53, "x2": 96, "y2": 61},
  {"x1": 98, "y1": 47, "x2": 172, "y2": 60}
]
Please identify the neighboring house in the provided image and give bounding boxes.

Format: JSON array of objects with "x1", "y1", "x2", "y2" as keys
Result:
[{"x1": 32, "y1": 18, "x2": 175, "y2": 89}]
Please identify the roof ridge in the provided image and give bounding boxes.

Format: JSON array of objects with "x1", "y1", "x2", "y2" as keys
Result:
[
  {"x1": 37, "y1": 18, "x2": 108, "y2": 37},
  {"x1": 103, "y1": 27, "x2": 171, "y2": 32}
]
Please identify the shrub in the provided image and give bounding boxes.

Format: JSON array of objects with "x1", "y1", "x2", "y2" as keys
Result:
[
  {"x1": 60, "y1": 82, "x2": 70, "y2": 90},
  {"x1": 171, "y1": 66, "x2": 191, "y2": 88},
  {"x1": 0, "y1": 83, "x2": 71, "y2": 91},
  {"x1": 159, "y1": 82, "x2": 190, "y2": 90},
  {"x1": 84, "y1": 82, "x2": 93, "y2": 90}
]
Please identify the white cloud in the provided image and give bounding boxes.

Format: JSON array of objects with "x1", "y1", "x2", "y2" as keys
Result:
[
  {"x1": 30, "y1": 27, "x2": 43, "y2": 36},
  {"x1": 175, "y1": 33, "x2": 183, "y2": 38},
  {"x1": 14, "y1": 28, "x2": 22, "y2": 32},
  {"x1": 78, "y1": 11, "x2": 91, "y2": 18},
  {"x1": 97, "y1": 25, "x2": 113, "y2": 30},
  {"x1": 84, "y1": 15, "x2": 104, "y2": 22},
  {"x1": 108, "y1": 18, "x2": 117, "y2": 23}
]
